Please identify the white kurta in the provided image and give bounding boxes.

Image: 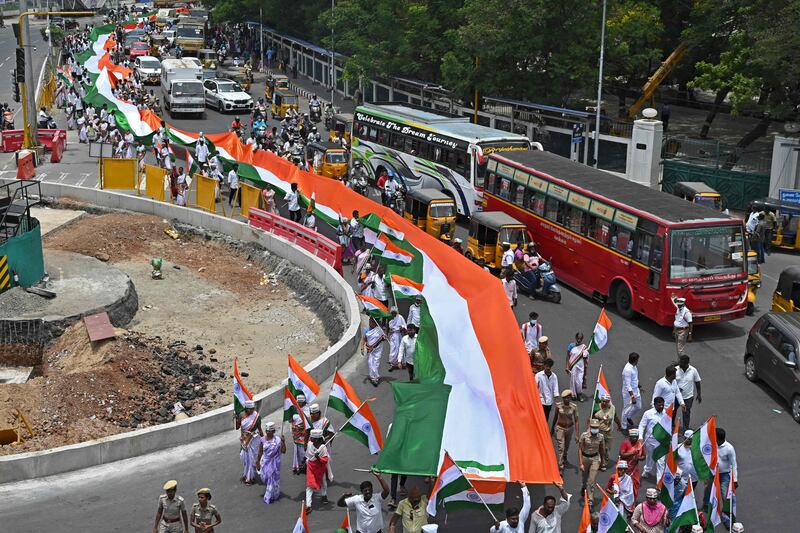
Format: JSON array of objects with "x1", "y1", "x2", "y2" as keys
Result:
[
  {"x1": 388, "y1": 314, "x2": 406, "y2": 365},
  {"x1": 364, "y1": 326, "x2": 385, "y2": 380}
]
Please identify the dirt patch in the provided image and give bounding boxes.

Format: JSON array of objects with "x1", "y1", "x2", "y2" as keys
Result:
[{"x1": 0, "y1": 210, "x2": 341, "y2": 454}]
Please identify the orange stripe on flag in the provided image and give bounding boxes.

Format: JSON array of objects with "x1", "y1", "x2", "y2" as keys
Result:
[
  {"x1": 333, "y1": 371, "x2": 384, "y2": 448},
  {"x1": 234, "y1": 358, "x2": 253, "y2": 400},
  {"x1": 288, "y1": 354, "x2": 321, "y2": 397}
]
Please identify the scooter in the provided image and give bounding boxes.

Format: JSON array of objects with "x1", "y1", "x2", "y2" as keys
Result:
[
  {"x1": 309, "y1": 102, "x2": 321, "y2": 123},
  {"x1": 387, "y1": 186, "x2": 406, "y2": 215},
  {"x1": 348, "y1": 162, "x2": 368, "y2": 196},
  {"x1": 514, "y1": 261, "x2": 561, "y2": 303}
]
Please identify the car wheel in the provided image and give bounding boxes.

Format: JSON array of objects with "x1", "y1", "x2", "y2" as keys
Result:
[
  {"x1": 746, "y1": 301, "x2": 754, "y2": 316},
  {"x1": 744, "y1": 355, "x2": 758, "y2": 382},
  {"x1": 615, "y1": 283, "x2": 635, "y2": 319},
  {"x1": 792, "y1": 395, "x2": 800, "y2": 423}
]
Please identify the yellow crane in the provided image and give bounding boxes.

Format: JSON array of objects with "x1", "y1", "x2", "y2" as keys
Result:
[{"x1": 627, "y1": 42, "x2": 688, "y2": 120}]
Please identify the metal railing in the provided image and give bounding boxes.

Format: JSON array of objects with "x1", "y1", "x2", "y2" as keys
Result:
[
  {"x1": 662, "y1": 136, "x2": 772, "y2": 174},
  {"x1": 0, "y1": 180, "x2": 42, "y2": 244}
]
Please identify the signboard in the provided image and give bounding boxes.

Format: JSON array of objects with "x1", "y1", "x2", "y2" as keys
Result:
[
  {"x1": 567, "y1": 191, "x2": 591, "y2": 210},
  {"x1": 548, "y1": 183, "x2": 569, "y2": 201},
  {"x1": 779, "y1": 188, "x2": 800, "y2": 206},
  {"x1": 89, "y1": 142, "x2": 113, "y2": 158},
  {"x1": 614, "y1": 210, "x2": 639, "y2": 230},
  {"x1": 589, "y1": 200, "x2": 615, "y2": 221},
  {"x1": 572, "y1": 123, "x2": 585, "y2": 145},
  {"x1": 528, "y1": 175, "x2": 548, "y2": 193},
  {"x1": 354, "y1": 111, "x2": 463, "y2": 150},
  {"x1": 495, "y1": 162, "x2": 516, "y2": 178}
]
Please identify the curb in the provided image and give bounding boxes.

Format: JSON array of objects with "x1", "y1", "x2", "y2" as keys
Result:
[{"x1": 0, "y1": 180, "x2": 361, "y2": 484}]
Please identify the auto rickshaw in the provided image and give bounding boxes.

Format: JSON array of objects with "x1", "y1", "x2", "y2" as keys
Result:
[
  {"x1": 327, "y1": 112, "x2": 353, "y2": 144},
  {"x1": 217, "y1": 66, "x2": 252, "y2": 92},
  {"x1": 150, "y1": 34, "x2": 166, "y2": 56},
  {"x1": 466, "y1": 211, "x2": 530, "y2": 269},
  {"x1": 271, "y1": 90, "x2": 299, "y2": 119},
  {"x1": 403, "y1": 188, "x2": 456, "y2": 242},
  {"x1": 746, "y1": 250, "x2": 761, "y2": 315},
  {"x1": 197, "y1": 49, "x2": 216, "y2": 69},
  {"x1": 264, "y1": 73, "x2": 290, "y2": 100},
  {"x1": 305, "y1": 141, "x2": 348, "y2": 179},
  {"x1": 772, "y1": 266, "x2": 800, "y2": 312},
  {"x1": 749, "y1": 197, "x2": 800, "y2": 251},
  {"x1": 672, "y1": 181, "x2": 724, "y2": 211}
]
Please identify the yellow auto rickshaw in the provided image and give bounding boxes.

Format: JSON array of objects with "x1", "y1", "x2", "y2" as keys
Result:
[
  {"x1": 466, "y1": 211, "x2": 530, "y2": 269},
  {"x1": 772, "y1": 266, "x2": 800, "y2": 312},
  {"x1": 150, "y1": 34, "x2": 166, "y2": 56},
  {"x1": 328, "y1": 112, "x2": 353, "y2": 144},
  {"x1": 218, "y1": 66, "x2": 252, "y2": 92},
  {"x1": 305, "y1": 141, "x2": 348, "y2": 179},
  {"x1": 672, "y1": 181, "x2": 724, "y2": 211},
  {"x1": 197, "y1": 49, "x2": 216, "y2": 69},
  {"x1": 271, "y1": 90, "x2": 299, "y2": 119},
  {"x1": 749, "y1": 197, "x2": 800, "y2": 251},
  {"x1": 403, "y1": 188, "x2": 456, "y2": 242},
  {"x1": 265, "y1": 73, "x2": 290, "y2": 100},
  {"x1": 746, "y1": 250, "x2": 761, "y2": 315}
]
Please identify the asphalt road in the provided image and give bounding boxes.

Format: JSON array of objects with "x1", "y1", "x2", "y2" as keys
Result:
[
  {"x1": 0, "y1": 19, "x2": 50, "y2": 132},
  {"x1": 1, "y1": 51, "x2": 799, "y2": 533}
]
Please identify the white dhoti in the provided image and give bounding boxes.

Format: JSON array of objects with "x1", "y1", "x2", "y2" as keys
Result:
[
  {"x1": 368, "y1": 346, "x2": 382, "y2": 379},
  {"x1": 643, "y1": 438, "x2": 659, "y2": 477},
  {"x1": 292, "y1": 443, "x2": 306, "y2": 470},
  {"x1": 621, "y1": 392, "x2": 642, "y2": 428},
  {"x1": 389, "y1": 332, "x2": 403, "y2": 366},
  {"x1": 570, "y1": 361, "x2": 585, "y2": 397},
  {"x1": 240, "y1": 437, "x2": 260, "y2": 483}
]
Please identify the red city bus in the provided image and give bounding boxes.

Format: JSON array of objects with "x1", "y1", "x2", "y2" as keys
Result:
[{"x1": 482, "y1": 150, "x2": 748, "y2": 326}]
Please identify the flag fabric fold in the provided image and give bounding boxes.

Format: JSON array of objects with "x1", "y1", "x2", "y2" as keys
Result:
[
  {"x1": 689, "y1": 417, "x2": 718, "y2": 480},
  {"x1": 426, "y1": 452, "x2": 471, "y2": 517},
  {"x1": 657, "y1": 418, "x2": 680, "y2": 508},
  {"x1": 588, "y1": 308, "x2": 612, "y2": 353},
  {"x1": 292, "y1": 502, "x2": 309, "y2": 533},
  {"x1": 579, "y1": 490, "x2": 592, "y2": 533},
  {"x1": 591, "y1": 366, "x2": 610, "y2": 414},
  {"x1": 232, "y1": 358, "x2": 252, "y2": 414},
  {"x1": 668, "y1": 480, "x2": 699, "y2": 532},
  {"x1": 288, "y1": 354, "x2": 320, "y2": 404},
  {"x1": 705, "y1": 469, "x2": 723, "y2": 532},
  {"x1": 652, "y1": 404, "x2": 675, "y2": 460},
  {"x1": 597, "y1": 486, "x2": 630, "y2": 532},
  {"x1": 284, "y1": 387, "x2": 310, "y2": 428},
  {"x1": 328, "y1": 372, "x2": 384, "y2": 454},
  {"x1": 390, "y1": 273, "x2": 424, "y2": 299},
  {"x1": 357, "y1": 294, "x2": 391, "y2": 318}
]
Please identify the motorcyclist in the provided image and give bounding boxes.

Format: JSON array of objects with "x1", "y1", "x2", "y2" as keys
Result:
[
  {"x1": 231, "y1": 116, "x2": 243, "y2": 133},
  {"x1": 452, "y1": 238, "x2": 464, "y2": 254},
  {"x1": 309, "y1": 94, "x2": 321, "y2": 108},
  {"x1": 37, "y1": 107, "x2": 53, "y2": 128},
  {"x1": 307, "y1": 126, "x2": 320, "y2": 143},
  {"x1": 384, "y1": 172, "x2": 399, "y2": 206}
]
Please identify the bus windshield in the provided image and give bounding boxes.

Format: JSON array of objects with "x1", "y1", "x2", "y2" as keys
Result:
[{"x1": 669, "y1": 225, "x2": 745, "y2": 280}]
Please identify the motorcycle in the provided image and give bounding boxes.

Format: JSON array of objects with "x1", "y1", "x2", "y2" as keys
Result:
[
  {"x1": 348, "y1": 162, "x2": 368, "y2": 196},
  {"x1": 387, "y1": 186, "x2": 406, "y2": 215},
  {"x1": 38, "y1": 115, "x2": 57, "y2": 129},
  {"x1": 309, "y1": 102, "x2": 322, "y2": 123},
  {"x1": 1, "y1": 107, "x2": 14, "y2": 130},
  {"x1": 514, "y1": 261, "x2": 561, "y2": 303}
]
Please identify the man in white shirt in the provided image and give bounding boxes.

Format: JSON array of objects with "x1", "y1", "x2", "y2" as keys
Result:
[
  {"x1": 501, "y1": 242, "x2": 514, "y2": 270},
  {"x1": 621, "y1": 352, "x2": 642, "y2": 430},
  {"x1": 338, "y1": 472, "x2": 390, "y2": 533},
  {"x1": 652, "y1": 365, "x2": 684, "y2": 412},
  {"x1": 406, "y1": 295, "x2": 422, "y2": 328},
  {"x1": 489, "y1": 482, "x2": 530, "y2": 533},
  {"x1": 712, "y1": 427, "x2": 738, "y2": 524},
  {"x1": 349, "y1": 210, "x2": 364, "y2": 249},
  {"x1": 227, "y1": 164, "x2": 240, "y2": 207},
  {"x1": 528, "y1": 482, "x2": 570, "y2": 533},
  {"x1": 521, "y1": 311, "x2": 542, "y2": 353},
  {"x1": 387, "y1": 307, "x2": 407, "y2": 371},
  {"x1": 672, "y1": 297, "x2": 693, "y2": 356},
  {"x1": 675, "y1": 430, "x2": 698, "y2": 484},
  {"x1": 398, "y1": 323, "x2": 418, "y2": 381},
  {"x1": 535, "y1": 358, "x2": 558, "y2": 422},
  {"x1": 195, "y1": 133, "x2": 209, "y2": 165},
  {"x1": 285, "y1": 182, "x2": 301, "y2": 222},
  {"x1": 676, "y1": 355, "x2": 702, "y2": 431},
  {"x1": 745, "y1": 207, "x2": 759, "y2": 233},
  {"x1": 638, "y1": 396, "x2": 667, "y2": 479},
  {"x1": 502, "y1": 271, "x2": 517, "y2": 307}
]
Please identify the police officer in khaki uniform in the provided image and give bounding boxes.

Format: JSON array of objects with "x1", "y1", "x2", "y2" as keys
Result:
[
  {"x1": 190, "y1": 488, "x2": 222, "y2": 533},
  {"x1": 591, "y1": 394, "x2": 623, "y2": 471},
  {"x1": 579, "y1": 419, "x2": 606, "y2": 506},
  {"x1": 550, "y1": 389, "x2": 579, "y2": 473},
  {"x1": 152, "y1": 480, "x2": 189, "y2": 533}
]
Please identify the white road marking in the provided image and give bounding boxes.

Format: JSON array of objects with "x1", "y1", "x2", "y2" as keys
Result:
[
  {"x1": 76, "y1": 174, "x2": 87, "y2": 187},
  {"x1": 4, "y1": 57, "x2": 10, "y2": 61},
  {"x1": 57, "y1": 172, "x2": 68, "y2": 183},
  {"x1": 37, "y1": 172, "x2": 47, "y2": 181}
]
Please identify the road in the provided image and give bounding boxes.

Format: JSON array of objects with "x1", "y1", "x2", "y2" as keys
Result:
[
  {"x1": 1, "y1": 54, "x2": 799, "y2": 533},
  {"x1": 0, "y1": 19, "x2": 50, "y2": 133}
]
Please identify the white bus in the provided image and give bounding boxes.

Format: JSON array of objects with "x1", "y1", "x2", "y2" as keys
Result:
[{"x1": 351, "y1": 103, "x2": 532, "y2": 217}]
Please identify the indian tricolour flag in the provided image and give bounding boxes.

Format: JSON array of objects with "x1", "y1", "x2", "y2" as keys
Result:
[
  {"x1": 441, "y1": 479, "x2": 505, "y2": 515},
  {"x1": 376, "y1": 234, "x2": 414, "y2": 264},
  {"x1": 232, "y1": 358, "x2": 253, "y2": 414},
  {"x1": 426, "y1": 452, "x2": 471, "y2": 517},
  {"x1": 390, "y1": 274, "x2": 424, "y2": 299},
  {"x1": 361, "y1": 213, "x2": 405, "y2": 241},
  {"x1": 591, "y1": 366, "x2": 611, "y2": 414},
  {"x1": 579, "y1": 491, "x2": 592, "y2": 533},
  {"x1": 597, "y1": 486, "x2": 629, "y2": 532},
  {"x1": 689, "y1": 416, "x2": 718, "y2": 480},
  {"x1": 668, "y1": 480, "x2": 699, "y2": 532},
  {"x1": 588, "y1": 308, "x2": 612, "y2": 353},
  {"x1": 657, "y1": 418, "x2": 680, "y2": 507},
  {"x1": 652, "y1": 404, "x2": 675, "y2": 460},
  {"x1": 288, "y1": 354, "x2": 320, "y2": 404},
  {"x1": 292, "y1": 502, "x2": 309, "y2": 533},
  {"x1": 284, "y1": 387, "x2": 311, "y2": 428},
  {"x1": 357, "y1": 294, "x2": 391, "y2": 318},
  {"x1": 337, "y1": 511, "x2": 352, "y2": 533},
  {"x1": 328, "y1": 371, "x2": 383, "y2": 454},
  {"x1": 705, "y1": 469, "x2": 723, "y2": 532}
]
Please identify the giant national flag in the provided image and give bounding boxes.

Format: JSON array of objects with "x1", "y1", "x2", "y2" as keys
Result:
[
  {"x1": 288, "y1": 354, "x2": 320, "y2": 404},
  {"x1": 390, "y1": 273, "x2": 424, "y2": 299},
  {"x1": 357, "y1": 294, "x2": 391, "y2": 318},
  {"x1": 426, "y1": 452, "x2": 471, "y2": 517},
  {"x1": 588, "y1": 308, "x2": 612, "y2": 353},
  {"x1": 597, "y1": 486, "x2": 629, "y2": 533},
  {"x1": 689, "y1": 417, "x2": 718, "y2": 480},
  {"x1": 652, "y1": 404, "x2": 675, "y2": 460},
  {"x1": 705, "y1": 469, "x2": 723, "y2": 532},
  {"x1": 668, "y1": 480, "x2": 699, "y2": 532},
  {"x1": 592, "y1": 366, "x2": 611, "y2": 414},
  {"x1": 328, "y1": 372, "x2": 384, "y2": 454},
  {"x1": 232, "y1": 358, "x2": 253, "y2": 414},
  {"x1": 292, "y1": 502, "x2": 309, "y2": 533}
]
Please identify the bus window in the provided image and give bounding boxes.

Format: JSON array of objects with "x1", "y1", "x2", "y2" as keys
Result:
[
  {"x1": 530, "y1": 192, "x2": 546, "y2": 216},
  {"x1": 649, "y1": 236, "x2": 664, "y2": 288},
  {"x1": 500, "y1": 227, "x2": 526, "y2": 247},
  {"x1": 377, "y1": 130, "x2": 387, "y2": 144},
  {"x1": 499, "y1": 178, "x2": 511, "y2": 200},
  {"x1": 513, "y1": 183, "x2": 525, "y2": 206},
  {"x1": 566, "y1": 206, "x2": 587, "y2": 235},
  {"x1": 590, "y1": 216, "x2": 612, "y2": 245},
  {"x1": 635, "y1": 232, "x2": 653, "y2": 264},
  {"x1": 545, "y1": 197, "x2": 565, "y2": 224},
  {"x1": 455, "y1": 151, "x2": 466, "y2": 175},
  {"x1": 485, "y1": 172, "x2": 496, "y2": 194},
  {"x1": 610, "y1": 226, "x2": 633, "y2": 256}
]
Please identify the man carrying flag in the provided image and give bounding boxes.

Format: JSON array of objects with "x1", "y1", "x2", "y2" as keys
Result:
[{"x1": 638, "y1": 397, "x2": 672, "y2": 481}]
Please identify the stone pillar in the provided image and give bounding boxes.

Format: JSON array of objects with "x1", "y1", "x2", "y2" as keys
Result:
[
  {"x1": 626, "y1": 115, "x2": 663, "y2": 188},
  {"x1": 769, "y1": 135, "x2": 800, "y2": 196}
]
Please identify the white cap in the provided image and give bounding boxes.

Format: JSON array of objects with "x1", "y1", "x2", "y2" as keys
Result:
[
  {"x1": 676, "y1": 297, "x2": 687, "y2": 304},
  {"x1": 684, "y1": 429, "x2": 694, "y2": 439},
  {"x1": 296, "y1": 394, "x2": 306, "y2": 402},
  {"x1": 691, "y1": 526, "x2": 704, "y2": 532},
  {"x1": 421, "y1": 526, "x2": 439, "y2": 533},
  {"x1": 292, "y1": 414, "x2": 301, "y2": 424},
  {"x1": 309, "y1": 403, "x2": 320, "y2": 414},
  {"x1": 731, "y1": 523, "x2": 744, "y2": 533},
  {"x1": 265, "y1": 421, "x2": 276, "y2": 432},
  {"x1": 310, "y1": 429, "x2": 323, "y2": 439},
  {"x1": 617, "y1": 460, "x2": 628, "y2": 469}
]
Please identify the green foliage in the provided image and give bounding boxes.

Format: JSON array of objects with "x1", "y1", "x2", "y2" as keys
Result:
[
  {"x1": 41, "y1": 25, "x2": 65, "y2": 47},
  {"x1": 604, "y1": 0, "x2": 663, "y2": 87}
]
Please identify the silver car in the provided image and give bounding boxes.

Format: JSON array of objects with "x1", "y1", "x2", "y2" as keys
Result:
[{"x1": 203, "y1": 78, "x2": 253, "y2": 112}]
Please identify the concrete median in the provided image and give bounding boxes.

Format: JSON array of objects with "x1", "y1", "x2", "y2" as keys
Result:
[{"x1": 0, "y1": 180, "x2": 361, "y2": 484}]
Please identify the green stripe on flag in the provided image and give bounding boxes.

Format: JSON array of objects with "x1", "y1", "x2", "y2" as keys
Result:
[
  {"x1": 340, "y1": 422, "x2": 371, "y2": 449},
  {"x1": 436, "y1": 476, "x2": 473, "y2": 500},
  {"x1": 455, "y1": 460, "x2": 505, "y2": 472},
  {"x1": 328, "y1": 395, "x2": 354, "y2": 418}
]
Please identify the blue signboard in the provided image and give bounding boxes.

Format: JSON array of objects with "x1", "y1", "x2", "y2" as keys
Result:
[{"x1": 779, "y1": 188, "x2": 800, "y2": 206}]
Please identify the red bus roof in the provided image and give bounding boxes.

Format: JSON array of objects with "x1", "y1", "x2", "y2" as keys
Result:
[{"x1": 492, "y1": 150, "x2": 736, "y2": 227}]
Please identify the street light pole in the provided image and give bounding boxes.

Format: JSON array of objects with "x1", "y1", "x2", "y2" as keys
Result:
[
  {"x1": 330, "y1": 0, "x2": 334, "y2": 108},
  {"x1": 259, "y1": 8, "x2": 263, "y2": 71},
  {"x1": 593, "y1": 0, "x2": 607, "y2": 168},
  {"x1": 20, "y1": 0, "x2": 39, "y2": 149}
]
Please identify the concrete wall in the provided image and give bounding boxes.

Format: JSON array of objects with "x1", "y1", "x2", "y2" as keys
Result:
[{"x1": 0, "y1": 181, "x2": 361, "y2": 483}]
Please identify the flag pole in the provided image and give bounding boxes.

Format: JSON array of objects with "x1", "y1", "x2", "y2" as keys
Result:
[
  {"x1": 446, "y1": 451, "x2": 499, "y2": 523},
  {"x1": 690, "y1": 479, "x2": 700, "y2": 525},
  {"x1": 595, "y1": 484, "x2": 634, "y2": 532}
]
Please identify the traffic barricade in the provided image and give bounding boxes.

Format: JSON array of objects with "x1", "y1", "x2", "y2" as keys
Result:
[
  {"x1": 144, "y1": 164, "x2": 168, "y2": 201},
  {"x1": 194, "y1": 174, "x2": 218, "y2": 213},
  {"x1": 99, "y1": 158, "x2": 137, "y2": 189},
  {"x1": 50, "y1": 132, "x2": 65, "y2": 163},
  {"x1": 238, "y1": 183, "x2": 261, "y2": 218},
  {"x1": 249, "y1": 208, "x2": 343, "y2": 275},
  {"x1": 36, "y1": 129, "x2": 67, "y2": 151},
  {"x1": 1, "y1": 130, "x2": 25, "y2": 153},
  {"x1": 16, "y1": 150, "x2": 35, "y2": 180}
]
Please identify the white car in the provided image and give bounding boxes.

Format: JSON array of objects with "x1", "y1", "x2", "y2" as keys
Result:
[
  {"x1": 135, "y1": 56, "x2": 162, "y2": 85},
  {"x1": 162, "y1": 29, "x2": 176, "y2": 44},
  {"x1": 203, "y1": 78, "x2": 253, "y2": 112}
]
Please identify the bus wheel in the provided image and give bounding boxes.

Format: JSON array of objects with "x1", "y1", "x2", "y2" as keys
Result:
[{"x1": 615, "y1": 283, "x2": 634, "y2": 319}]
